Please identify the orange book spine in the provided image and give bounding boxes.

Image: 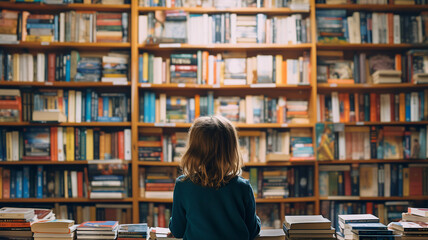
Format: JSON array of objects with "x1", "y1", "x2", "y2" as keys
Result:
[
  {"x1": 370, "y1": 93, "x2": 377, "y2": 122},
  {"x1": 388, "y1": 13, "x2": 394, "y2": 44},
  {"x1": 98, "y1": 97, "x2": 103, "y2": 117},
  {"x1": 51, "y1": 127, "x2": 57, "y2": 161},
  {"x1": 203, "y1": 51, "x2": 209, "y2": 84},
  {"x1": 194, "y1": 94, "x2": 200, "y2": 118},
  {"x1": 354, "y1": 93, "x2": 360, "y2": 122},
  {"x1": 399, "y1": 93, "x2": 405, "y2": 122},
  {"x1": 395, "y1": 54, "x2": 402, "y2": 71},
  {"x1": 118, "y1": 130, "x2": 124, "y2": 160},
  {"x1": 99, "y1": 131, "x2": 105, "y2": 160},
  {"x1": 282, "y1": 60, "x2": 287, "y2": 84},
  {"x1": 344, "y1": 93, "x2": 350, "y2": 122}
]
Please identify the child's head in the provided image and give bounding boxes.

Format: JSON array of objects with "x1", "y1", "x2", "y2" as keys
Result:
[{"x1": 180, "y1": 115, "x2": 242, "y2": 188}]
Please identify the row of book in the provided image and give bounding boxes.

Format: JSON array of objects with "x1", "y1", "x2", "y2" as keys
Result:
[
  {"x1": 140, "y1": 92, "x2": 310, "y2": 124},
  {"x1": 315, "y1": 124, "x2": 428, "y2": 161},
  {"x1": 139, "y1": 0, "x2": 309, "y2": 8},
  {"x1": 389, "y1": 208, "x2": 428, "y2": 240},
  {"x1": 317, "y1": 0, "x2": 427, "y2": 4},
  {"x1": 138, "y1": 52, "x2": 311, "y2": 85},
  {"x1": 0, "y1": 127, "x2": 132, "y2": 162},
  {"x1": 243, "y1": 167, "x2": 314, "y2": 198},
  {"x1": 0, "y1": 163, "x2": 131, "y2": 199},
  {"x1": 139, "y1": 11, "x2": 310, "y2": 45},
  {"x1": 139, "y1": 167, "x2": 177, "y2": 199},
  {"x1": 0, "y1": 50, "x2": 129, "y2": 83},
  {"x1": 138, "y1": 129, "x2": 186, "y2": 162},
  {"x1": 2, "y1": 89, "x2": 131, "y2": 123},
  {"x1": 0, "y1": 10, "x2": 129, "y2": 43},
  {"x1": 258, "y1": 202, "x2": 315, "y2": 229},
  {"x1": 317, "y1": 10, "x2": 428, "y2": 44},
  {"x1": 12, "y1": 0, "x2": 130, "y2": 4},
  {"x1": 319, "y1": 163, "x2": 428, "y2": 198},
  {"x1": 53, "y1": 203, "x2": 133, "y2": 224},
  {"x1": 317, "y1": 91, "x2": 428, "y2": 123}
]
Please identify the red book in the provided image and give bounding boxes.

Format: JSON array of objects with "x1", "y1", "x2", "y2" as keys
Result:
[
  {"x1": 77, "y1": 171, "x2": 83, "y2": 198},
  {"x1": 96, "y1": 19, "x2": 122, "y2": 26},
  {"x1": 366, "y1": 202, "x2": 373, "y2": 214},
  {"x1": 344, "y1": 93, "x2": 350, "y2": 122},
  {"x1": 118, "y1": 131, "x2": 124, "y2": 160},
  {"x1": 354, "y1": 93, "x2": 359, "y2": 122},
  {"x1": 83, "y1": 167, "x2": 90, "y2": 198},
  {"x1": 98, "y1": 97, "x2": 103, "y2": 117},
  {"x1": 47, "y1": 53, "x2": 56, "y2": 82},
  {"x1": 409, "y1": 167, "x2": 423, "y2": 196},
  {"x1": 157, "y1": 204, "x2": 165, "y2": 228},
  {"x1": 2, "y1": 169, "x2": 10, "y2": 199},
  {"x1": 390, "y1": 94, "x2": 395, "y2": 122},
  {"x1": 387, "y1": 13, "x2": 394, "y2": 44},
  {"x1": 344, "y1": 170, "x2": 352, "y2": 196},
  {"x1": 50, "y1": 127, "x2": 57, "y2": 162},
  {"x1": 376, "y1": 93, "x2": 380, "y2": 122},
  {"x1": 95, "y1": 13, "x2": 122, "y2": 19},
  {"x1": 339, "y1": 93, "x2": 346, "y2": 122},
  {"x1": 370, "y1": 93, "x2": 377, "y2": 122}
]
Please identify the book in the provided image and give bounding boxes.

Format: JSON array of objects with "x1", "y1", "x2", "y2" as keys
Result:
[
  {"x1": 408, "y1": 208, "x2": 428, "y2": 217},
  {"x1": 284, "y1": 215, "x2": 331, "y2": 230},
  {"x1": 77, "y1": 221, "x2": 119, "y2": 231}
]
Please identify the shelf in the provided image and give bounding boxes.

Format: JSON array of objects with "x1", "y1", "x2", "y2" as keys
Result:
[
  {"x1": 139, "y1": 83, "x2": 312, "y2": 90},
  {"x1": 317, "y1": 43, "x2": 428, "y2": 50},
  {"x1": 318, "y1": 121, "x2": 428, "y2": 126},
  {"x1": 138, "y1": 161, "x2": 180, "y2": 166},
  {"x1": 0, "y1": 122, "x2": 132, "y2": 127},
  {"x1": 318, "y1": 159, "x2": 428, "y2": 165},
  {"x1": 137, "y1": 161, "x2": 316, "y2": 167},
  {"x1": 0, "y1": 42, "x2": 131, "y2": 50},
  {"x1": 0, "y1": 81, "x2": 131, "y2": 88},
  {"x1": 319, "y1": 196, "x2": 428, "y2": 201},
  {"x1": 137, "y1": 122, "x2": 313, "y2": 128},
  {"x1": 0, "y1": 2, "x2": 131, "y2": 11},
  {"x1": 316, "y1": 4, "x2": 428, "y2": 12},
  {"x1": 0, "y1": 161, "x2": 89, "y2": 165},
  {"x1": 138, "y1": 6, "x2": 309, "y2": 14},
  {"x1": 0, "y1": 198, "x2": 133, "y2": 203},
  {"x1": 138, "y1": 197, "x2": 316, "y2": 203},
  {"x1": 317, "y1": 83, "x2": 428, "y2": 92},
  {"x1": 139, "y1": 43, "x2": 312, "y2": 50}
]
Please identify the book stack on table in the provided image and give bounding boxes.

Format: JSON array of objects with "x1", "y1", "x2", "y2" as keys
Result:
[
  {"x1": 31, "y1": 219, "x2": 77, "y2": 240},
  {"x1": 283, "y1": 215, "x2": 336, "y2": 240},
  {"x1": 388, "y1": 207, "x2": 428, "y2": 240},
  {"x1": 118, "y1": 223, "x2": 148, "y2": 240},
  {"x1": 76, "y1": 221, "x2": 119, "y2": 240},
  {"x1": 337, "y1": 214, "x2": 399, "y2": 240}
]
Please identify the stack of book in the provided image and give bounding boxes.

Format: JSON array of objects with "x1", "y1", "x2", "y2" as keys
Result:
[
  {"x1": 31, "y1": 219, "x2": 76, "y2": 240},
  {"x1": 0, "y1": 207, "x2": 54, "y2": 240},
  {"x1": 283, "y1": 215, "x2": 335, "y2": 240},
  {"x1": 96, "y1": 12, "x2": 128, "y2": 43},
  {"x1": 0, "y1": 10, "x2": 19, "y2": 44},
  {"x1": 76, "y1": 221, "x2": 119, "y2": 240},
  {"x1": 290, "y1": 129, "x2": 315, "y2": 161},
  {"x1": 76, "y1": 57, "x2": 102, "y2": 82},
  {"x1": 170, "y1": 53, "x2": 198, "y2": 84},
  {"x1": 0, "y1": 89, "x2": 21, "y2": 122},
  {"x1": 388, "y1": 208, "x2": 428, "y2": 240},
  {"x1": 117, "y1": 223, "x2": 148, "y2": 240},
  {"x1": 372, "y1": 70, "x2": 402, "y2": 84},
  {"x1": 88, "y1": 161, "x2": 129, "y2": 199},
  {"x1": 143, "y1": 167, "x2": 175, "y2": 199},
  {"x1": 101, "y1": 52, "x2": 129, "y2": 83},
  {"x1": 337, "y1": 214, "x2": 396, "y2": 240},
  {"x1": 25, "y1": 13, "x2": 55, "y2": 42}
]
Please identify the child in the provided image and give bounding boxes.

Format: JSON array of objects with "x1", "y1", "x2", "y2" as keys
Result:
[{"x1": 169, "y1": 115, "x2": 261, "y2": 240}]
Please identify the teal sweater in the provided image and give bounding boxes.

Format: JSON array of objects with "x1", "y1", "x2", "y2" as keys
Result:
[{"x1": 169, "y1": 175, "x2": 261, "y2": 240}]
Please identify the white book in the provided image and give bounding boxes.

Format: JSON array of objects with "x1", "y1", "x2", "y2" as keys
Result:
[
  {"x1": 71, "y1": 171, "x2": 78, "y2": 198},
  {"x1": 286, "y1": 59, "x2": 296, "y2": 84},
  {"x1": 26, "y1": 54, "x2": 34, "y2": 82},
  {"x1": 60, "y1": 12, "x2": 65, "y2": 42},
  {"x1": 144, "y1": 191, "x2": 173, "y2": 199},
  {"x1": 339, "y1": 130, "x2": 346, "y2": 160},
  {"x1": 208, "y1": 16, "x2": 213, "y2": 44},
  {"x1": 372, "y1": 13, "x2": 379, "y2": 44},
  {"x1": 410, "y1": 92, "x2": 419, "y2": 121},
  {"x1": 36, "y1": 53, "x2": 45, "y2": 82},
  {"x1": 283, "y1": 131, "x2": 290, "y2": 155},
  {"x1": 331, "y1": 92, "x2": 340, "y2": 123},
  {"x1": 124, "y1": 129, "x2": 131, "y2": 161},
  {"x1": 203, "y1": 14, "x2": 209, "y2": 44},
  {"x1": 230, "y1": 13, "x2": 237, "y2": 44},
  {"x1": 393, "y1": 14, "x2": 401, "y2": 44},
  {"x1": 68, "y1": 90, "x2": 76, "y2": 123},
  {"x1": 417, "y1": 16, "x2": 423, "y2": 43},
  {"x1": 75, "y1": 91, "x2": 82, "y2": 123},
  {"x1": 259, "y1": 131, "x2": 266, "y2": 163},
  {"x1": 353, "y1": 12, "x2": 361, "y2": 44},
  {"x1": 159, "y1": 93, "x2": 166, "y2": 123},
  {"x1": 245, "y1": 95, "x2": 253, "y2": 124},
  {"x1": 12, "y1": 131, "x2": 19, "y2": 161},
  {"x1": 347, "y1": 16, "x2": 355, "y2": 43},
  {"x1": 57, "y1": 127, "x2": 64, "y2": 161},
  {"x1": 384, "y1": 163, "x2": 391, "y2": 197},
  {"x1": 380, "y1": 93, "x2": 390, "y2": 122},
  {"x1": 208, "y1": 55, "x2": 215, "y2": 85},
  {"x1": 20, "y1": 54, "x2": 26, "y2": 82},
  {"x1": 138, "y1": 15, "x2": 148, "y2": 44},
  {"x1": 153, "y1": 57, "x2": 163, "y2": 84}
]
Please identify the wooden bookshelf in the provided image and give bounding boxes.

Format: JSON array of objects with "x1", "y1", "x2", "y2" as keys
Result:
[
  {"x1": 0, "y1": 42, "x2": 131, "y2": 50},
  {"x1": 138, "y1": 83, "x2": 312, "y2": 90},
  {"x1": 0, "y1": 122, "x2": 132, "y2": 127},
  {"x1": 0, "y1": 161, "x2": 90, "y2": 165},
  {"x1": 139, "y1": 43, "x2": 313, "y2": 50},
  {"x1": 0, "y1": 2, "x2": 131, "y2": 11},
  {"x1": 138, "y1": 197, "x2": 317, "y2": 203},
  {"x1": 0, "y1": 81, "x2": 131, "y2": 88},
  {"x1": 318, "y1": 121, "x2": 428, "y2": 126},
  {"x1": 315, "y1": 3, "x2": 428, "y2": 12},
  {"x1": 136, "y1": 122, "x2": 314, "y2": 128},
  {"x1": 319, "y1": 196, "x2": 428, "y2": 201},
  {"x1": 317, "y1": 83, "x2": 428, "y2": 92},
  {"x1": 138, "y1": 6, "x2": 309, "y2": 14},
  {"x1": 317, "y1": 43, "x2": 428, "y2": 50},
  {"x1": 0, "y1": 198, "x2": 134, "y2": 203},
  {"x1": 318, "y1": 159, "x2": 428, "y2": 165}
]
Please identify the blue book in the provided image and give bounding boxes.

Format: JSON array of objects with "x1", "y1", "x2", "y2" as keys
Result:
[
  {"x1": 64, "y1": 91, "x2": 69, "y2": 119},
  {"x1": 16, "y1": 170, "x2": 23, "y2": 198},
  {"x1": 54, "y1": 15, "x2": 59, "y2": 42},
  {"x1": 367, "y1": 13, "x2": 372, "y2": 43},
  {"x1": 398, "y1": 164, "x2": 403, "y2": 196},
  {"x1": 150, "y1": 92, "x2": 156, "y2": 123},
  {"x1": 357, "y1": 235, "x2": 401, "y2": 240},
  {"x1": 23, "y1": 166, "x2": 29, "y2": 198},
  {"x1": 420, "y1": 91, "x2": 425, "y2": 121},
  {"x1": 405, "y1": 93, "x2": 411, "y2": 122},
  {"x1": 37, "y1": 165, "x2": 43, "y2": 198},
  {"x1": 10, "y1": 170, "x2": 16, "y2": 198},
  {"x1": 93, "y1": 175, "x2": 124, "y2": 181},
  {"x1": 420, "y1": 127, "x2": 426, "y2": 159},
  {"x1": 352, "y1": 230, "x2": 393, "y2": 235},
  {"x1": 347, "y1": 223, "x2": 387, "y2": 230},
  {"x1": 103, "y1": 97, "x2": 109, "y2": 117},
  {"x1": 139, "y1": 55, "x2": 143, "y2": 83},
  {"x1": 86, "y1": 89, "x2": 92, "y2": 122},
  {"x1": 27, "y1": 23, "x2": 55, "y2": 29},
  {"x1": 343, "y1": 18, "x2": 349, "y2": 42},
  {"x1": 65, "y1": 54, "x2": 71, "y2": 82},
  {"x1": 143, "y1": 92, "x2": 149, "y2": 123},
  {"x1": 97, "y1": 116, "x2": 123, "y2": 122},
  {"x1": 208, "y1": 91, "x2": 214, "y2": 116},
  {"x1": 360, "y1": 12, "x2": 367, "y2": 43}
]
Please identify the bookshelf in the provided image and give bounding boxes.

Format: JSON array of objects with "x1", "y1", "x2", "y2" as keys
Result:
[{"x1": 0, "y1": 0, "x2": 427, "y2": 229}]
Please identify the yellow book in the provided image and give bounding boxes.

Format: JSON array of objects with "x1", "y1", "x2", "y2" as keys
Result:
[
  {"x1": 64, "y1": 170, "x2": 68, "y2": 198},
  {"x1": 99, "y1": 131, "x2": 105, "y2": 160},
  {"x1": 275, "y1": 55, "x2": 283, "y2": 85},
  {"x1": 105, "y1": 133, "x2": 111, "y2": 159},
  {"x1": 66, "y1": 127, "x2": 74, "y2": 161},
  {"x1": 108, "y1": 99, "x2": 113, "y2": 117},
  {"x1": 6, "y1": 132, "x2": 12, "y2": 161},
  {"x1": 68, "y1": 90, "x2": 76, "y2": 123},
  {"x1": 143, "y1": 52, "x2": 149, "y2": 82},
  {"x1": 86, "y1": 129, "x2": 93, "y2": 161},
  {"x1": 25, "y1": 35, "x2": 54, "y2": 42}
]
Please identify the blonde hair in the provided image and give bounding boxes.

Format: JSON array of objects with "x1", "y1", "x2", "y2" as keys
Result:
[{"x1": 180, "y1": 115, "x2": 242, "y2": 188}]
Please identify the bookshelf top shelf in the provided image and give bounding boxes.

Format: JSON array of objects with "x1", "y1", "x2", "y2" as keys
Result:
[
  {"x1": 138, "y1": 6, "x2": 309, "y2": 14},
  {"x1": 316, "y1": 4, "x2": 428, "y2": 12},
  {"x1": 140, "y1": 43, "x2": 312, "y2": 51},
  {"x1": 137, "y1": 123, "x2": 314, "y2": 129},
  {"x1": 0, "y1": 122, "x2": 132, "y2": 127},
  {"x1": 0, "y1": 161, "x2": 90, "y2": 165},
  {"x1": 0, "y1": 42, "x2": 131, "y2": 50},
  {"x1": 318, "y1": 159, "x2": 428, "y2": 165},
  {"x1": 138, "y1": 83, "x2": 312, "y2": 91},
  {"x1": 0, "y1": 2, "x2": 130, "y2": 11},
  {"x1": 0, "y1": 198, "x2": 134, "y2": 203},
  {"x1": 138, "y1": 196, "x2": 317, "y2": 203},
  {"x1": 318, "y1": 121, "x2": 428, "y2": 126},
  {"x1": 137, "y1": 161, "x2": 316, "y2": 167},
  {"x1": 0, "y1": 81, "x2": 131, "y2": 88},
  {"x1": 317, "y1": 43, "x2": 428, "y2": 50},
  {"x1": 317, "y1": 83, "x2": 428, "y2": 92}
]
